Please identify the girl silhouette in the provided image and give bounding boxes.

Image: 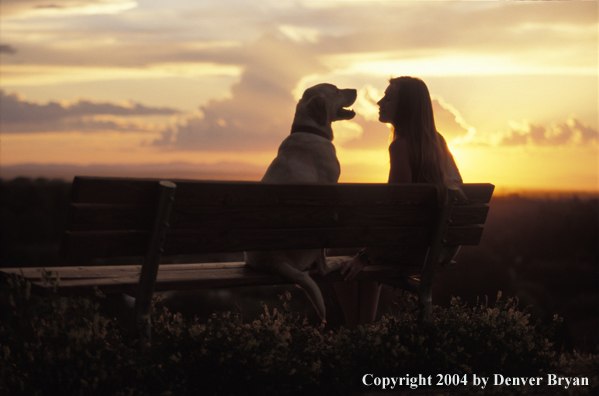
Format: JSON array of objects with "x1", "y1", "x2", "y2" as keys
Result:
[{"x1": 331, "y1": 76, "x2": 464, "y2": 329}]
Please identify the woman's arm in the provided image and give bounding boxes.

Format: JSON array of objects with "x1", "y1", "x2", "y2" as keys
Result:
[
  {"x1": 388, "y1": 137, "x2": 412, "y2": 183},
  {"x1": 339, "y1": 248, "x2": 373, "y2": 281},
  {"x1": 338, "y1": 241, "x2": 392, "y2": 281},
  {"x1": 438, "y1": 132, "x2": 463, "y2": 184}
]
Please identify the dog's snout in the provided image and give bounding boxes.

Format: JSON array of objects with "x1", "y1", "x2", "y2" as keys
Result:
[{"x1": 344, "y1": 88, "x2": 358, "y2": 103}]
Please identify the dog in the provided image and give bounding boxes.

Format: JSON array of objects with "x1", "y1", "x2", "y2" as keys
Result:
[{"x1": 245, "y1": 83, "x2": 357, "y2": 321}]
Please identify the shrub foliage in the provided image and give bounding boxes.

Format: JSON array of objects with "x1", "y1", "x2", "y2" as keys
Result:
[{"x1": 1, "y1": 275, "x2": 594, "y2": 396}]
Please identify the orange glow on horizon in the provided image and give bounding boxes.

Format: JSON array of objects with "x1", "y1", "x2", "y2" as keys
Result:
[{"x1": 2, "y1": 132, "x2": 597, "y2": 194}]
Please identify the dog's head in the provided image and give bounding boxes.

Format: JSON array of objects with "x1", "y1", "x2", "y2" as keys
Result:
[{"x1": 293, "y1": 83, "x2": 357, "y2": 135}]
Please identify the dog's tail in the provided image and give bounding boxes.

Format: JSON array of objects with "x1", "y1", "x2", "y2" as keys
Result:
[{"x1": 272, "y1": 262, "x2": 327, "y2": 322}]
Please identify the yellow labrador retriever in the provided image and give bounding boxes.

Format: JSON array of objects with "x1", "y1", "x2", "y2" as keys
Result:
[{"x1": 245, "y1": 83, "x2": 357, "y2": 321}]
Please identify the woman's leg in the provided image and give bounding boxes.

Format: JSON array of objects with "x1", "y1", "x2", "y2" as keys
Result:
[
  {"x1": 332, "y1": 245, "x2": 460, "y2": 328},
  {"x1": 333, "y1": 281, "x2": 360, "y2": 329},
  {"x1": 358, "y1": 280, "x2": 382, "y2": 325},
  {"x1": 328, "y1": 248, "x2": 364, "y2": 328},
  {"x1": 334, "y1": 280, "x2": 381, "y2": 329}
]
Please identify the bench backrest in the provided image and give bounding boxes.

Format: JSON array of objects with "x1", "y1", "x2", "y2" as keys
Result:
[{"x1": 62, "y1": 177, "x2": 494, "y2": 261}]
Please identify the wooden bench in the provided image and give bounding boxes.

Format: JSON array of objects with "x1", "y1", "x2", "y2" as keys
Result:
[{"x1": 1, "y1": 176, "x2": 494, "y2": 351}]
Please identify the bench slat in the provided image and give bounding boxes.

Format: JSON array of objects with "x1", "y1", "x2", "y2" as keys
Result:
[
  {"x1": 2, "y1": 262, "x2": 419, "y2": 295},
  {"x1": 170, "y1": 204, "x2": 489, "y2": 229},
  {"x1": 0, "y1": 262, "x2": 266, "y2": 280},
  {"x1": 71, "y1": 176, "x2": 494, "y2": 205},
  {"x1": 61, "y1": 230, "x2": 148, "y2": 259},
  {"x1": 62, "y1": 224, "x2": 484, "y2": 259},
  {"x1": 72, "y1": 177, "x2": 434, "y2": 205},
  {"x1": 68, "y1": 204, "x2": 155, "y2": 231},
  {"x1": 462, "y1": 183, "x2": 494, "y2": 203},
  {"x1": 164, "y1": 226, "x2": 484, "y2": 253},
  {"x1": 67, "y1": 202, "x2": 490, "y2": 231}
]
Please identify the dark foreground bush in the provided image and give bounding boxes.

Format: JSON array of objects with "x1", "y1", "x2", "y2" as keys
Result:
[
  {"x1": 321, "y1": 292, "x2": 560, "y2": 392},
  {"x1": 0, "y1": 275, "x2": 147, "y2": 395},
  {"x1": 1, "y1": 275, "x2": 596, "y2": 396}
]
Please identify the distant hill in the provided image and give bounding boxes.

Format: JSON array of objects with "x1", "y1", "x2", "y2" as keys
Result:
[{"x1": 0, "y1": 162, "x2": 265, "y2": 182}]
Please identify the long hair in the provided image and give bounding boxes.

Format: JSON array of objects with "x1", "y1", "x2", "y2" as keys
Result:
[{"x1": 389, "y1": 76, "x2": 461, "y2": 205}]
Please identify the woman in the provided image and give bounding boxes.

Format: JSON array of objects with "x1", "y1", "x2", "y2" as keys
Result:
[{"x1": 332, "y1": 76, "x2": 464, "y2": 329}]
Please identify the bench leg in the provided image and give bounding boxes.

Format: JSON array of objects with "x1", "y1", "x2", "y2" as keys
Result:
[
  {"x1": 137, "y1": 315, "x2": 152, "y2": 354},
  {"x1": 135, "y1": 181, "x2": 176, "y2": 354},
  {"x1": 418, "y1": 285, "x2": 433, "y2": 323},
  {"x1": 416, "y1": 188, "x2": 458, "y2": 324}
]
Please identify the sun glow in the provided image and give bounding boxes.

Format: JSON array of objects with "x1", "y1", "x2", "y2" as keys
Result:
[
  {"x1": 336, "y1": 147, "x2": 390, "y2": 183},
  {"x1": 450, "y1": 145, "x2": 599, "y2": 193}
]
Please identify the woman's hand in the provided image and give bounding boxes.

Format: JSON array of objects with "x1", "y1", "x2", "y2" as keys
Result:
[{"x1": 339, "y1": 255, "x2": 367, "y2": 281}]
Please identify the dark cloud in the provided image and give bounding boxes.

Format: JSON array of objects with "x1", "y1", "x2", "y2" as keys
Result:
[
  {"x1": 500, "y1": 118, "x2": 598, "y2": 146},
  {"x1": 0, "y1": 45, "x2": 17, "y2": 54},
  {"x1": 2, "y1": 116, "x2": 166, "y2": 134},
  {"x1": 500, "y1": 129, "x2": 530, "y2": 147},
  {"x1": 0, "y1": 90, "x2": 180, "y2": 126},
  {"x1": 34, "y1": 5, "x2": 64, "y2": 9}
]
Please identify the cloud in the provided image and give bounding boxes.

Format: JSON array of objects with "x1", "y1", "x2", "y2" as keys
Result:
[
  {"x1": 0, "y1": 45, "x2": 17, "y2": 54},
  {"x1": 0, "y1": 90, "x2": 181, "y2": 134},
  {"x1": 1, "y1": 90, "x2": 179, "y2": 125},
  {"x1": 2, "y1": 116, "x2": 169, "y2": 135},
  {"x1": 152, "y1": 33, "x2": 330, "y2": 151},
  {"x1": 432, "y1": 96, "x2": 473, "y2": 142},
  {"x1": 342, "y1": 85, "x2": 473, "y2": 147},
  {"x1": 499, "y1": 118, "x2": 598, "y2": 147},
  {"x1": 351, "y1": 85, "x2": 381, "y2": 123},
  {"x1": 305, "y1": 2, "x2": 596, "y2": 65},
  {"x1": 2, "y1": 1, "x2": 595, "y2": 73},
  {"x1": 0, "y1": 0, "x2": 136, "y2": 18}
]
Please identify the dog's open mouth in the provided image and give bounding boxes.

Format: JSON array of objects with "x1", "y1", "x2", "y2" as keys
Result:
[{"x1": 337, "y1": 107, "x2": 356, "y2": 120}]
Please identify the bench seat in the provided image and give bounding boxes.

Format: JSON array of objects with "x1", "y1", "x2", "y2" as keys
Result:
[{"x1": 1, "y1": 261, "x2": 421, "y2": 296}]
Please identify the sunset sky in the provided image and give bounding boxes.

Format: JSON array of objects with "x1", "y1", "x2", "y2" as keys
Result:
[{"x1": 1, "y1": 0, "x2": 597, "y2": 194}]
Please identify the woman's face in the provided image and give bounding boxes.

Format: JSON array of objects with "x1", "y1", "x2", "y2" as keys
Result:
[{"x1": 377, "y1": 84, "x2": 398, "y2": 124}]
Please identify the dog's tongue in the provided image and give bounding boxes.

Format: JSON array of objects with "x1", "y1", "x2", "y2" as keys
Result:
[{"x1": 337, "y1": 108, "x2": 356, "y2": 120}]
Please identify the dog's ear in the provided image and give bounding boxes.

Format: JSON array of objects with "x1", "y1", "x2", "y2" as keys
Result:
[{"x1": 306, "y1": 95, "x2": 327, "y2": 126}]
